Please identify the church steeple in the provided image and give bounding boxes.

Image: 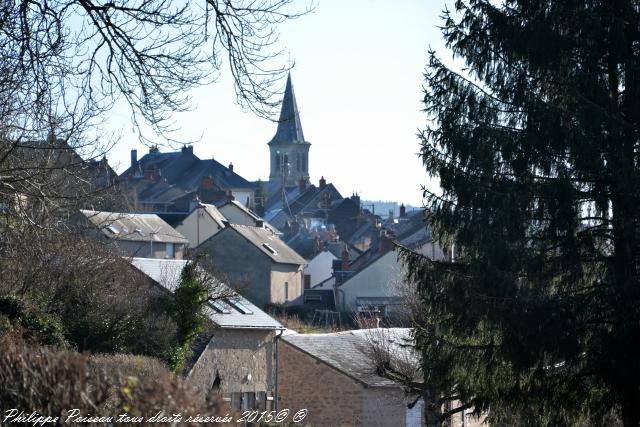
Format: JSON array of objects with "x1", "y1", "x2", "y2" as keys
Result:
[
  {"x1": 269, "y1": 73, "x2": 306, "y2": 145},
  {"x1": 268, "y1": 73, "x2": 311, "y2": 190}
]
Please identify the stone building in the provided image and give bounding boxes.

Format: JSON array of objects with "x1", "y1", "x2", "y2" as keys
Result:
[
  {"x1": 129, "y1": 257, "x2": 284, "y2": 411},
  {"x1": 197, "y1": 223, "x2": 306, "y2": 307},
  {"x1": 278, "y1": 329, "x2": 423, "y2": 427},
  {"x1": 81, "y1": 209, "x2": 188, "y2": 259}
]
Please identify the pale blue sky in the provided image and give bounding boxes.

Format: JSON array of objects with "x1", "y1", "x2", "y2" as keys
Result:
[{"x1": 107, "y1": 0, "x2": 453, "y2": 206}]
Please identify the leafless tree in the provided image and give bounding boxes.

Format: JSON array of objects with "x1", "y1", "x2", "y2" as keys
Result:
[{"x1": 0, "y1": 0, "x2": 309, "y2": 231}]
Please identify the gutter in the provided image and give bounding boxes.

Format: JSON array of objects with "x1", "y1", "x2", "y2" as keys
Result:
[{"x1": 273, "y1": 328, "x2": 285, "y2": 411}]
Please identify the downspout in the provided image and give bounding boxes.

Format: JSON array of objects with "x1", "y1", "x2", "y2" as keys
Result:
[{"x1": 274, "y1": 328, "x2": 284, "y2": 412}]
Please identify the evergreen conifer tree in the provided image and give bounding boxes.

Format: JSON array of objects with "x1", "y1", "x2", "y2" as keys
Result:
[{"x1": 405, "y1": 1, "x2": 640, "y2": 425}]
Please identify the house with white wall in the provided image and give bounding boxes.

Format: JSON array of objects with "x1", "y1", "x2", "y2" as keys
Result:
[
  {"x1": 304, "y1": 249, "x2": 337, "y2": 288},
  {"x1": 175, "y1": 203, "x2": 226, "y2": 248}
]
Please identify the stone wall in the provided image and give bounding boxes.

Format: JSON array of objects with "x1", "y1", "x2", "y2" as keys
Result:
[
  {"x1": 187, "y1": 329, "x2": 275, "y2": 398},
  {"x1": 198, "y1": 229, "x2": 272, "y2": 307}
]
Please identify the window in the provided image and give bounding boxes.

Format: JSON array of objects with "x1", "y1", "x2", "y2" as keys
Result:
[
  {"x1": 211, "y1": 300, "x2": 230, "y2": 314},
  {"x1": 165, "y1": 242, "x2": 174, "y2": 258},
  {"x1": 228, "y1": 298, "x2": 253, "y2": 315},
  {"x1": 262, "y1": 243, "x2": 277, "y2": 255},
  {"x1": 284, "y1": 282, "x2": 289, "y2": 301}
]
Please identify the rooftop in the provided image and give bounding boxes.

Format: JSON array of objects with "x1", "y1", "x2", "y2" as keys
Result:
[
  {"x1": 81, "y1": 210, "x2": 188, "y2": 244},
  {"x1": 129, "y1": 257, "x2": 283, "y2": 330},
  {"x1": 283, "y1": 328, "x2": 416, "y2": 387},
  {"x1": 223, "y1": 223, "x2": 307, "y2": 266}
]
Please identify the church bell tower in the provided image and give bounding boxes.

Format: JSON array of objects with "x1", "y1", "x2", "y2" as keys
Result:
[{"x1": 268, "y1": 74, "x2": 310, "y2": 191}]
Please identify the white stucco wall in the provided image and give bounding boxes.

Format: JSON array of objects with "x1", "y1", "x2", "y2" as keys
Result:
[
  {"x1": 176, "y1": 209, "x2": 223, "y2": 248},
  {"x1": 304, "y1": 250, "x2": 337, "y2": 287},
  {"x1": 339, "y1": 250, "x2": 404, "y2": 311},
  {"x1": 230, "y1": 191, "x2": 254, "y2": 208},
  {"x1": 219, "y1": 203, "x2": 255, "y2": 226}
]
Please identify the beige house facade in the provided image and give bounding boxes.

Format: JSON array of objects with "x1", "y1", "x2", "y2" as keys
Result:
[{"x1": 197, "y1": 223, "x2": 306, "y2": 308}]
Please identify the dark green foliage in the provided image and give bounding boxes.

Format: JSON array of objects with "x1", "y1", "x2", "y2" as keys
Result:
[
  {"x1": 0, "y1": 295, "x2": 67, "y2": 348},
  {"x1": 411, "y1": 1, "x2": 639, "y2": 425},
  {"x1": 164, "y1": 258, "x2": 209, "y2": 372},
  {"x1": 0, "y1": 230, "x2": 177, "y2": 359}
]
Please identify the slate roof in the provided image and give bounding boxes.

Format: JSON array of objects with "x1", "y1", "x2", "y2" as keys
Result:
[
  {"x1": 81, "y1": 210, "x2": 188, "y2": 244},
  {"x1": 269, "y1": 74, "x2": 306, "y2": 145},
  {"x1": 129, "y1": 257, "x2": 283, "y2": 330},
  {"x1": 390, "y1": 210, "x2": 432, "y2": 249},
  {"x1": 121, "y1": 147, "x2": 254, "y2": 194},
  {"x1": 282, "y1": 328, "x2": 416, "y2": 387},
  {"x1": 223, "y1": 224, "x2": 307, "y2": 266}
]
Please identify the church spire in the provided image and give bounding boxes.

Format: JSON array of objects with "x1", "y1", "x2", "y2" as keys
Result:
[{"x1": 269, "y1": 73, "x2": 306, "y2": 145}]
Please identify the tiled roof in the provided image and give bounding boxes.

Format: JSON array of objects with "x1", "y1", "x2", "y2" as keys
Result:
[
  {"x1": 225, "y1": 224, "x2": 307, "y2": 266},
  {"x1": 282, "y1": 328, "x2": 416, "y2": 387},
  {"x1": 129, "y1": 258, "x2": 283, "y2": 330},
  {"x1": 81, "y1": 209, "x2": 188, "y2": 244}
]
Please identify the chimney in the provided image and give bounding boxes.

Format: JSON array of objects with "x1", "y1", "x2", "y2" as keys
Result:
[
  {"x1": 228, "y1": 162, "x2": 234, "y2": 172},
  {"x1": 227, "y1": 190, "x2": 234, "y2": 201},
  {"x1": 181, "y1": 145, "x2": 194, "y2": 154},
  {"x1": 290, "y1": 216, "x2": 300, "y2": 235},
  {"x1": 341, "y1": 245, "x2": 349, "y2": 272},
  {"x1": 319, "y1": 176, "x2": 326, "y2": 188},
  {"x1": 380, "y1": 229, "x2": 396, "y2": 253},
  {"x1": 200, "y1": 175, "x2": 213, "y2": 189},
  {"x1": 400, "y1": 203, "x2": 406, "y2": 217},
  {"x1": 298, "y1": 176, "x2": 306, "y2": 192},
  {"x1": 304, "y1": 274, "x2": 311, "y2": 290},
  {"x1": 131, "y1": 149, "x2": 138, "y2": 168},
  {"x1": 351, "y1": 192, "x2": 360, "y2": 207}
]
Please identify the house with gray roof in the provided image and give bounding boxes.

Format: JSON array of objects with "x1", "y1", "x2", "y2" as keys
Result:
[
  {"x1": 278, "y1": 328, "x2": 425, "y2": 427},
  {"x1": 81, "y1": 209, "x2": 188, "y2": 259},
  {"x1": 128, "y1": 257, "x2": 284, "y2": 412},
  {"x1": 120, "y1": 145, "x2": 256, "y2": 213},
  {"x1": 197, "y1": 223, "x2": 307, "y2": 308}
]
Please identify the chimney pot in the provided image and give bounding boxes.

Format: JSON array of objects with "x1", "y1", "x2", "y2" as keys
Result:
[
  {"x1": 229, "y1": 162, "x2": 234, "y2": 172},
  {"x1": 130, "y1": 149, "x2": 138, "y2": 168},
  {"x1": 400, "y1": 203, "x2": 406, "y2": 217},
  {"x1": 319, "y1": 176, "x2": 326, "y2": 188}
]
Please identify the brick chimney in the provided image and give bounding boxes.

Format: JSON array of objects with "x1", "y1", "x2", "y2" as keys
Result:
[
  {"x1": 298, "y1": 176, "x2": 306, "y2": 192},
  {"x1": 181, "y1": 145, "x2": 194, "y2": 154},
  {"x1": 380, "y1": 229, "x2": 396, "y2": 253},
  {"x1": 341, "y1": 245, "x2": 349, "y2": 272},
  {"x1": 228, "y1": 162, "x2": 234, "y2": 172},
  {"x1": 200, "y1": 175, "x2": 214, "y2": 189},
  {"x1": 400, "y1": 203, "x2": 406, "y2": 217},
  {"x1": 130, "y1": 149, "x2": 137, "y2": 168},
  {"x1": 290, "y1": 216, "x2": 300, "y2": 235},
  {"x1": 319, "y1": 176, "x2": 326, "y2": 188}
]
